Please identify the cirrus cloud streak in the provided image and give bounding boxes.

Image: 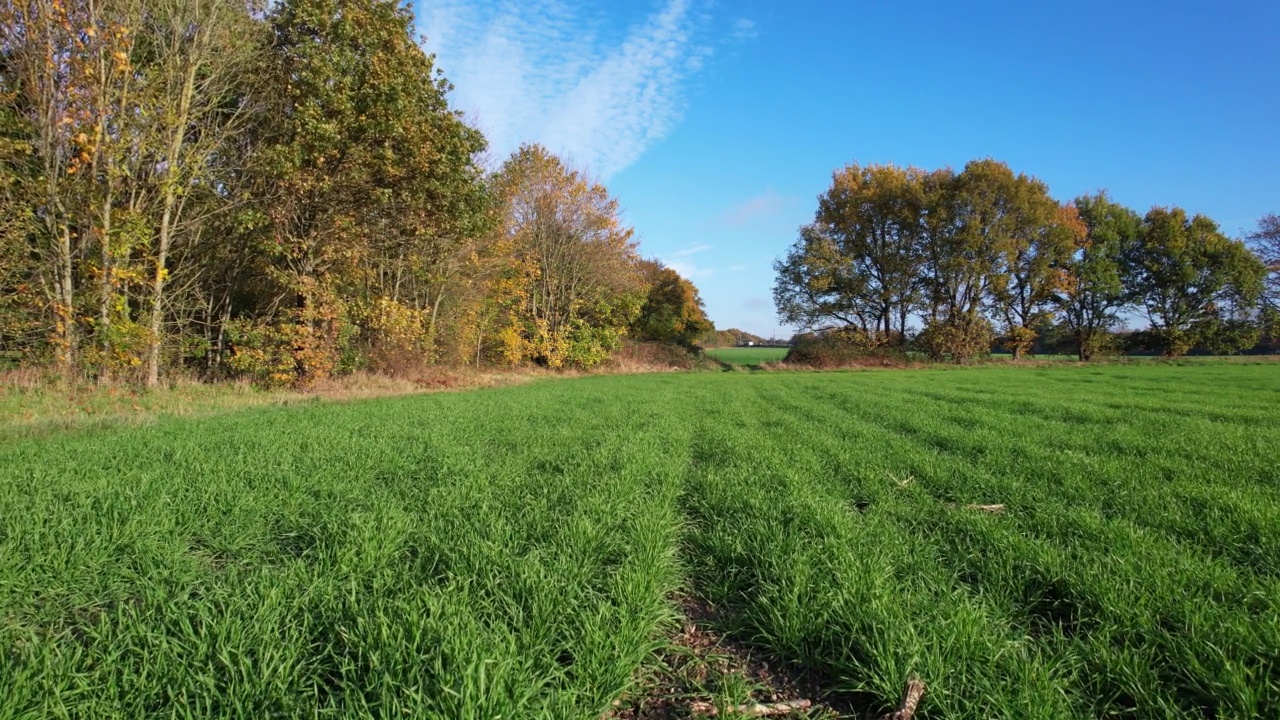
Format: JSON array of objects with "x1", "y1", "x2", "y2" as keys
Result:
[{"x1": 419, "y1": 0, "x2": 738, "y2": 179}]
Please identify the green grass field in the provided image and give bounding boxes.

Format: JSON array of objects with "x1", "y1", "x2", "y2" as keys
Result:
[
  {"x1": 704, "y1": 346, "x2": 791, "y2": 366},
  {"x1": 2, "y1": 364, "x2": 1278, "y2": 718}
]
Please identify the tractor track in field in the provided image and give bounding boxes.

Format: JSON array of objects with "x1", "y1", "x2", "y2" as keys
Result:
[{"x1": 608, "y1": 594, "x2": 879, "y2": 720}]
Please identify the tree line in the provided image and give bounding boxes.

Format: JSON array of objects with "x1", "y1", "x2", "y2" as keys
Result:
[
  {"x1": 0, "y1": 0, "x2": 711, "y2": 387},
  {"x1": 774, "y1": 160, "x2": 1276, "y2": 361}
]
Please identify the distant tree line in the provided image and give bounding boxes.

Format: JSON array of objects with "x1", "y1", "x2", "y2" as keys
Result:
[
  {"x1": 775, "y1": 160, "x2": 1274, "y2": 361},
  {"x1": 699, "y1": 328, "x2": 770, "y2": 348},
  {"x1": 0, "y1": 0, "x2": 711, "y2": 386}
]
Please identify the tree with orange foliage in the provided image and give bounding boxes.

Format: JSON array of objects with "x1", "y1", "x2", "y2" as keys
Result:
[{"x1": 630, "y1": 259, "x2": 712, "y2": 348}]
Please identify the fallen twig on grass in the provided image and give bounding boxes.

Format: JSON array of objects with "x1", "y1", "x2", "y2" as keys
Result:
[
  {"x1": 965, "y1": 503, "x2": 1006, "y2": 513},
  {"x1": 688, "y1": 699, "x2": 812, "y2": 717},
  {"x1": 879, "y1": 678, "x2": 925, "y2": 720}
]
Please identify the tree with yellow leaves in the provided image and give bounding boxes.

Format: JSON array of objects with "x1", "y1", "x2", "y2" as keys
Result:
[{"x1": 487, "y1": 145, "x2": 643, "y2": 368}]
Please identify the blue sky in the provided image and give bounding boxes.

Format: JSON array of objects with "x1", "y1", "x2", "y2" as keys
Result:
[{"x1": 418, "y1": 0, "x2": 1280, "y2": 337}]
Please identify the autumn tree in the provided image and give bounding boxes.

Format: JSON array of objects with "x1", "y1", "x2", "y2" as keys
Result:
[
  {"x1": 487, "y1": 144, "x2": 643, "y2": 368},
  {"x1": 1124, "y1": 207, "x2": 1265, "y2": 356},
  {"x1": 916, "y1": 164, "x2": 999, "y2": 362},
  {"x1": 774, "y1": 164, "x2": 927, "y2": 344},
  {"x1": 982, "y1": 167, "x2": 1083, "y2": 359},
  {"x1": 3, "y1": 0, "x2": 164, "y2": 377},
  {"x1": 2, "y1": 0, "x2": 88, "y2": 368},
  {"x1": 775, "y1": 159, "x2": 1079, "y2": 362},
  {"x1": 243, "y1": 0, "x2": 488, "y2": 383},
  {"x1": 0, "y1": 60, "x2": 38, "y2": 356},
  {"x1": 134, "y1": 0, "x2": 263, "y2": 386},
  {"x1": 68, "y1": 0, "x2": 155, "y2": 379},
  {"x1": 773, "y1": 224, "x2": 870, "y2": 332},
  {"x1": 1055, "y1": 192, "x2": 1141, "y2": 360},
  {"x1": 1, "y1": 0, "x2": 264, "y2": 381},
  {"x1": 3, "y1": 0, "x2": 502, "y2": 386},
  {"x1": 630, "y1": 259, "x2": 712, "y2": 347}
]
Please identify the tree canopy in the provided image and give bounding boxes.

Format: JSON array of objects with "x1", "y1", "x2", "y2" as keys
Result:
[{"x1": 775, "y1": 160, "x2": 1270, "y2": 360}]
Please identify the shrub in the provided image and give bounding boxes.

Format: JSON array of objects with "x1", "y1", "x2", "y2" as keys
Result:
[
  {"x1": 353, "y1": 298, "x2": 434, "y2": 377},
  {"x1": 225, "y1": 293, "x2": 353, "y2": 388},
  {"x1": 784, "y1": 328, "x2": 906, "y2": 368},
  {"x1": 914, "y1": 315, "x2": 995, "y2": 363},
  {"x1": 1194, "y1": 317, "x2": 1262, "y2": 356},
  {"x1": 1078, "y1": 329, "x2": 1125, "y2": 360},
  {"x1": 601, "y1": 340, "x2": 710, "y2": 372}
]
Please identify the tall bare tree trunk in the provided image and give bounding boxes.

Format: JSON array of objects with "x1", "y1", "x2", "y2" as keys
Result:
[
  {"x1": 146, "y1": 46, "x2": 199, "y2": 387},
  {"x1": 145, "y1": 201, "x2": 175, "y2": 387},
  {"x1": 53, "y1": 223, "x2": 76, "y2": 371},
  {"x1": 96, "y1": 188, "x2": 115, "y2": 383}
]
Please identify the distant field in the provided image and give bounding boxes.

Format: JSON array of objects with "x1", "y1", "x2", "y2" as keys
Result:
[
  {"x1": 2, "y1": 364, "x2": 1278, "y2": 718},
  {"x1": 704, "y1": 346, "x2": 790, "y2": 365}
]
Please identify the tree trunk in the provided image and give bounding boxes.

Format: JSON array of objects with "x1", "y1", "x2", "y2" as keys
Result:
[
  {"x1": 216, "y1": 299, "x2": 231, "y2": 367},
  {"x1": 429, "y1": 289, "x2": 445, "y2": 354},
  {"x1": 55, "y1": 224, "x2": 76, "y2": 371},
  {"x1": 97, "y1": 191, "x2": 114, "y2": 384},
  {"x1": 146, "y1": 42, "x2": 199, "y2": 387},
  {"x1": 145, "y1": 205, "x2": 174, "y2": 387}
]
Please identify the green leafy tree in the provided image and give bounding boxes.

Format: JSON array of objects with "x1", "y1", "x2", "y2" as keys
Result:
[
  {"x1": 136, "y1": 0, "x2": 264, "y2": 387},
  {"x1": 632, "y1": 257, "x2": 716, "y2": 348},
  {"x1": 773, "y1": 224, "x2": 870, "y2": 332},
  {"x1": 1124, "y1": 207, "x2": 1265, "y2": 356},
  {"x1": 1246, "y1": 214, "x2": 1280, "y2": 352},
  {"x1": 631, "y1": 260, "x2": 712, "y2": 347},
  {"x1": 1056, "y1": 192, "x2": 1142, "y2": 360},
  {"x1": 250, "y1": 0, "x2": 487, "y2": 383},
  {"x1": 1248, "y1": 214, "x2": 1279, "y2": 313}
]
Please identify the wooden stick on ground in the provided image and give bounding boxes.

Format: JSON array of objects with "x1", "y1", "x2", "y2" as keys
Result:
[
  {"x1": 688, "y1": 699, "x2": 812, "y2": 717},
  {"x1": 880, "y1": 678, "x2": 926, "y2": 720},
  {"x1": 966, "y1": 503, "x2": 1006, "y2": 513}
]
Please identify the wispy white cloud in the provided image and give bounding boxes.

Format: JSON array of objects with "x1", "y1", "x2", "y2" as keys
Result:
[
  {"x1": 666, "y1": 259, "x2": 716, "y2": 280},
  {"x1": 730, "y1": 18, "x2": 759, "y2": 43},
  {"x1": 670, "y1": 243, "x2": 713, "y2": 258},
  {"x1": 720, "y1": 189, "x2": 791, "y2": 227},
  {"x1": 419, "y1": 1, "x2": 746, "y2": 180},
  {"x1": 663, "y1": 243, "x2": 715, "y2": 278}
]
